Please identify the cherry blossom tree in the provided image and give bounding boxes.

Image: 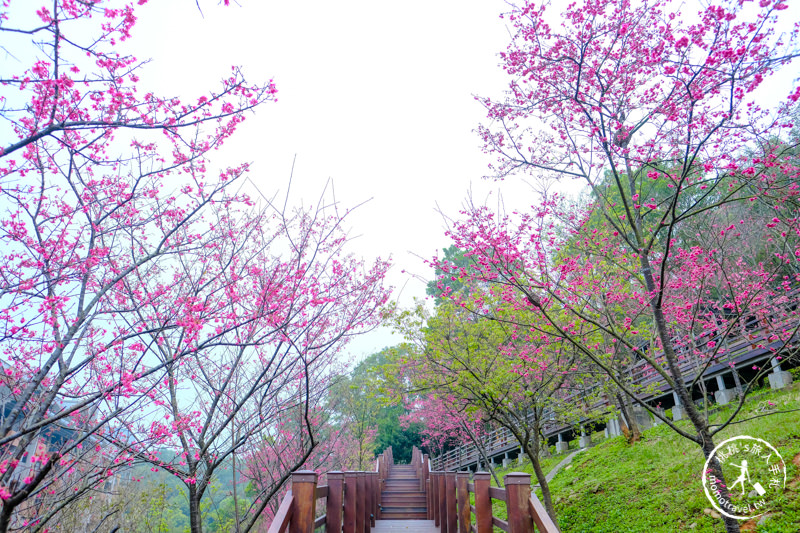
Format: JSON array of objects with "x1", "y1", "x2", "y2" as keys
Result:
[
  {"x1": 393, "y1": 298, "x2": 593, "y2": 524},
  {"x1": 400, "y1": 394, "x2": 499, "y2": 483},
  {"x1": 240, "y1": 395, "x2": 358, "y2": 533},
  {"x1": 435, "y1": 0, "x2": 800, "y2": 530},
  {"x1": 330, "y1": 364, "x2": 381, "y2": 472},
  {"x1": 118, "y1": 196, "x2": 389, "y2": 533},
  {"x1": 0, "y1": 2, "x2": 390, "y2": 531}
]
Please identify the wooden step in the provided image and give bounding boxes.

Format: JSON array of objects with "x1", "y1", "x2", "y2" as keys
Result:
[
  {"x1": 381, "y1": 493, "x2": 426, "y2": 499},
  {"x1": 380, "y1": 508, "x2": 427, "y2": 518},
  {"x1": 381, "y1": 493, "x2": 426, "y2": 500},
  {"x1": 380, "y1": 467, "x2": 426, "y2": 520},
  {"x1": 380, "y1": 512, "x2": 428, "y2": 520},
  {"x1": 373, "y1": 520, "x2": 437, "y2": 532},
  {"x1": 382, "y1": 499, "x2": 426, "y2": 507}
]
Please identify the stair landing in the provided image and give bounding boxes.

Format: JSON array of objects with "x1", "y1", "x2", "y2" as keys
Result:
[{"x1": 373, "y1": 520, "x2": 437, "y2": 533}]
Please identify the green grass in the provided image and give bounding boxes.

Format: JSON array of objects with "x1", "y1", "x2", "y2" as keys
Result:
[{"x1": 488, "y1": 383, "x2": 800, "y2": 532}]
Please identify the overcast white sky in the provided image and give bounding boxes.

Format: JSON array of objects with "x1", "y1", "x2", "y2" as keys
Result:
[
  {"x1": 124, "y1": 0, "x2": 549, "y2": 360},
  {"x1": 126, "y1": 0, "x2": 799, "y2": 362}
]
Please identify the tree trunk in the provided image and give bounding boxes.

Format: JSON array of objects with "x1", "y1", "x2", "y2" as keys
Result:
[
  {"x1": 639, "y1": 253, "x2": 740, "y2": 533},
  {"x1": 460, "y1": 421, "x2": 501, "y2": 486},
  {"x1": 189, "y1": 486, "x2": 204, "y2": 533},
  {"x1": 523, "y1": 435, "x2": 560, "y2": 532},
  {"x1": 0, "y1": 506, "x2": 11, "y2": 533},
  {"x1": 615, "y1": 392, "x2": 641, "y2": 443},
  {"x1": 233, "y1": 450, "x2": 241, "y2": 533},
  {"x1": 700, "y1": 431, "x2": 742, "y2": 533}
]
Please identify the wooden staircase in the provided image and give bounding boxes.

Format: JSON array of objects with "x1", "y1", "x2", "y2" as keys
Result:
[
  {"x1": 380, "y1": 464, "x2": 427, "y2": 519},
  {"x1": 264, "y1": 446, "x2": 558, "y2": 533}
]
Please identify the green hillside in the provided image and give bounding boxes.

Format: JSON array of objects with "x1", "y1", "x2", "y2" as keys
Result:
[{"x1": 489, "y1": 383, "x2": 800, "y2": 532}]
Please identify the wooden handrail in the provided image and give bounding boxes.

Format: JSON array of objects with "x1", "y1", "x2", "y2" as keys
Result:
[
  {"x1": 488, "y1": 487, "x2": 506, "y2": 500},
  {"x1": 492, "y1": 517, "x2": 509, "y2": 532},
  {"x1": 428, "y1": 470, "x2": 558, "y2": 533},
  {"x1": 265, "y1": 449, "x2": 560, "y2": 533},
  {"x1": 265, "y1": 458, "x2": 389, "y2": 533},
  {"x1": 267, "y1": 491, "x2": 294, "y2": 533},
  {"x1": 529, "y1": 495, "x2": 559, "y2": 533}
]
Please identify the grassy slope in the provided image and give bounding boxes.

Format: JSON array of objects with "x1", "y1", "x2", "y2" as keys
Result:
[{"x1": 489, "y1": 383, "x2": 800, "y2": 532}]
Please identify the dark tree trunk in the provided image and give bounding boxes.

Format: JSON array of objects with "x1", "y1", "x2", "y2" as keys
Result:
[
  {"x1": 639, "y1": 253, "x2": 740, "y2": 533},
  {"x1": 516, "y1": 417, "x2": 560, "y2": 531},
  {"x1": 0, "y1": 506, "x2": 11, "y2": 533},
  {"x1": 615, "y1": 391, "x2": 641, "y2": 443},
  {"x1": 523, "y1": 438, "x2": 560, "y2": 532},
  {"x1": 189, "y1": 485, "x2": 204, "y2": 533}
]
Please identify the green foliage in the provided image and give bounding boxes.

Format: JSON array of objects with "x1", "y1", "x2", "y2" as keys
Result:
[
  {"x1": 426, "y1": 245, "x2": 472, "y2": 304},
  {"x1": 141, "y1": 482, "x2": 189, "y2": 533},
  {"x1": 374, "y1": 403, "x2": 422, "y2": 464},
  {"x1": 335, "y1": 346, "x2": 422, "y2": 465}
]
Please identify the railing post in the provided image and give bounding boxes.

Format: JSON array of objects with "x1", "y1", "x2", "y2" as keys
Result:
[
  {"x1": 327, "y1": 472, "x2": 344, "y2": 533},
  {"x1": 357, "y1": 472, "x2": 367, "y2": 533},
  {"x1": 438, "y1": 472, "x2": 447, "y2": 533},
  {"x1": 473, "y1": 472, "x2": 492, "y2": 533},
  {"x1": 504, "y1": 473, "x2": 533, "y2": 533},
  {"x1": 432, "y1": 472, "x2": 440, "y2": 526},
  {"x1": 427, "y1": 478, "x2": 433, "y2": 520},
  {"x1": 344, "y1": 471, "x2": 358, "y2": 533},
  {"x1": 456, "y1": 473, "x2": 470, "y2": 533},
  {"x1": 290, "y1": 470, "x2": 318, "y2": 533},
  {"x1": 366, "y1": 471, "x2": 374, "y2": 532},
  {"x1": 421, "y1": 454, "x2": 429, "y2": 492},
  {"x1": 369, "y1": 471, "x2": 377, "y2": 525},
  {"x1": 445, "y1": 472, "x2": 457, "y2": 533}
]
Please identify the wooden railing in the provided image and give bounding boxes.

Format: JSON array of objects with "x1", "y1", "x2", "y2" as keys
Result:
[
  {"x1": 411, "y1": 446, "x2": 557, "y2": 533},
  {"x1": 432, "y1": 299, "x2": 800, "y2": 471},
  {"x1": 412, "y1": 446, "x2": 429, "y2": 492},
  {"x1": 267, "y1": 447, "x2": 394, "y2": 533},
  {"x1": 423, "y1": 465, "x2": 559, "y2": 533}
]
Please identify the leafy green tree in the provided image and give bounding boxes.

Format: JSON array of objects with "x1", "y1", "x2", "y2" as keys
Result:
[
  {"x1": 426, "y1": 246, "x2": 472, "y2": 304},
  {"x1": 334, "y1": 348, "x2": 422, "y2": 465},
  {"x1": 393, "y1": 296, "x2": 596, "y2": 525}
]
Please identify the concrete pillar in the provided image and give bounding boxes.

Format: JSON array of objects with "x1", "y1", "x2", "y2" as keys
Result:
[
  {"x1": 633, "y1": 406, "x2": 653, "y2": 430},
  {"x1": 714, "y1": 374, "x2": 734, "y2": 405},
  {"x1": 555, "y1": 433, "x2": 569, "y2": 453},
  {"x1": 768, "y1": 357, "x2": 793, "y2": 390},
  {"x1": 652, "y1": 407, "x2": 666, "y2": 426},
  {"x1": 538, "y1": 444, "x2": 550, "y2": 458},
  {"x1": 672, "y1": 391, "x2": 685, "y2": 421},
  {"x1": 578, "y1": 427, "x2": 592, "y2": 449},
  {"x1": 502, "y1": 452, "x2": 511, "y2": 467},
  {"x1": 606, "y1": 415, "x2": 621, "y2": 437}
]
